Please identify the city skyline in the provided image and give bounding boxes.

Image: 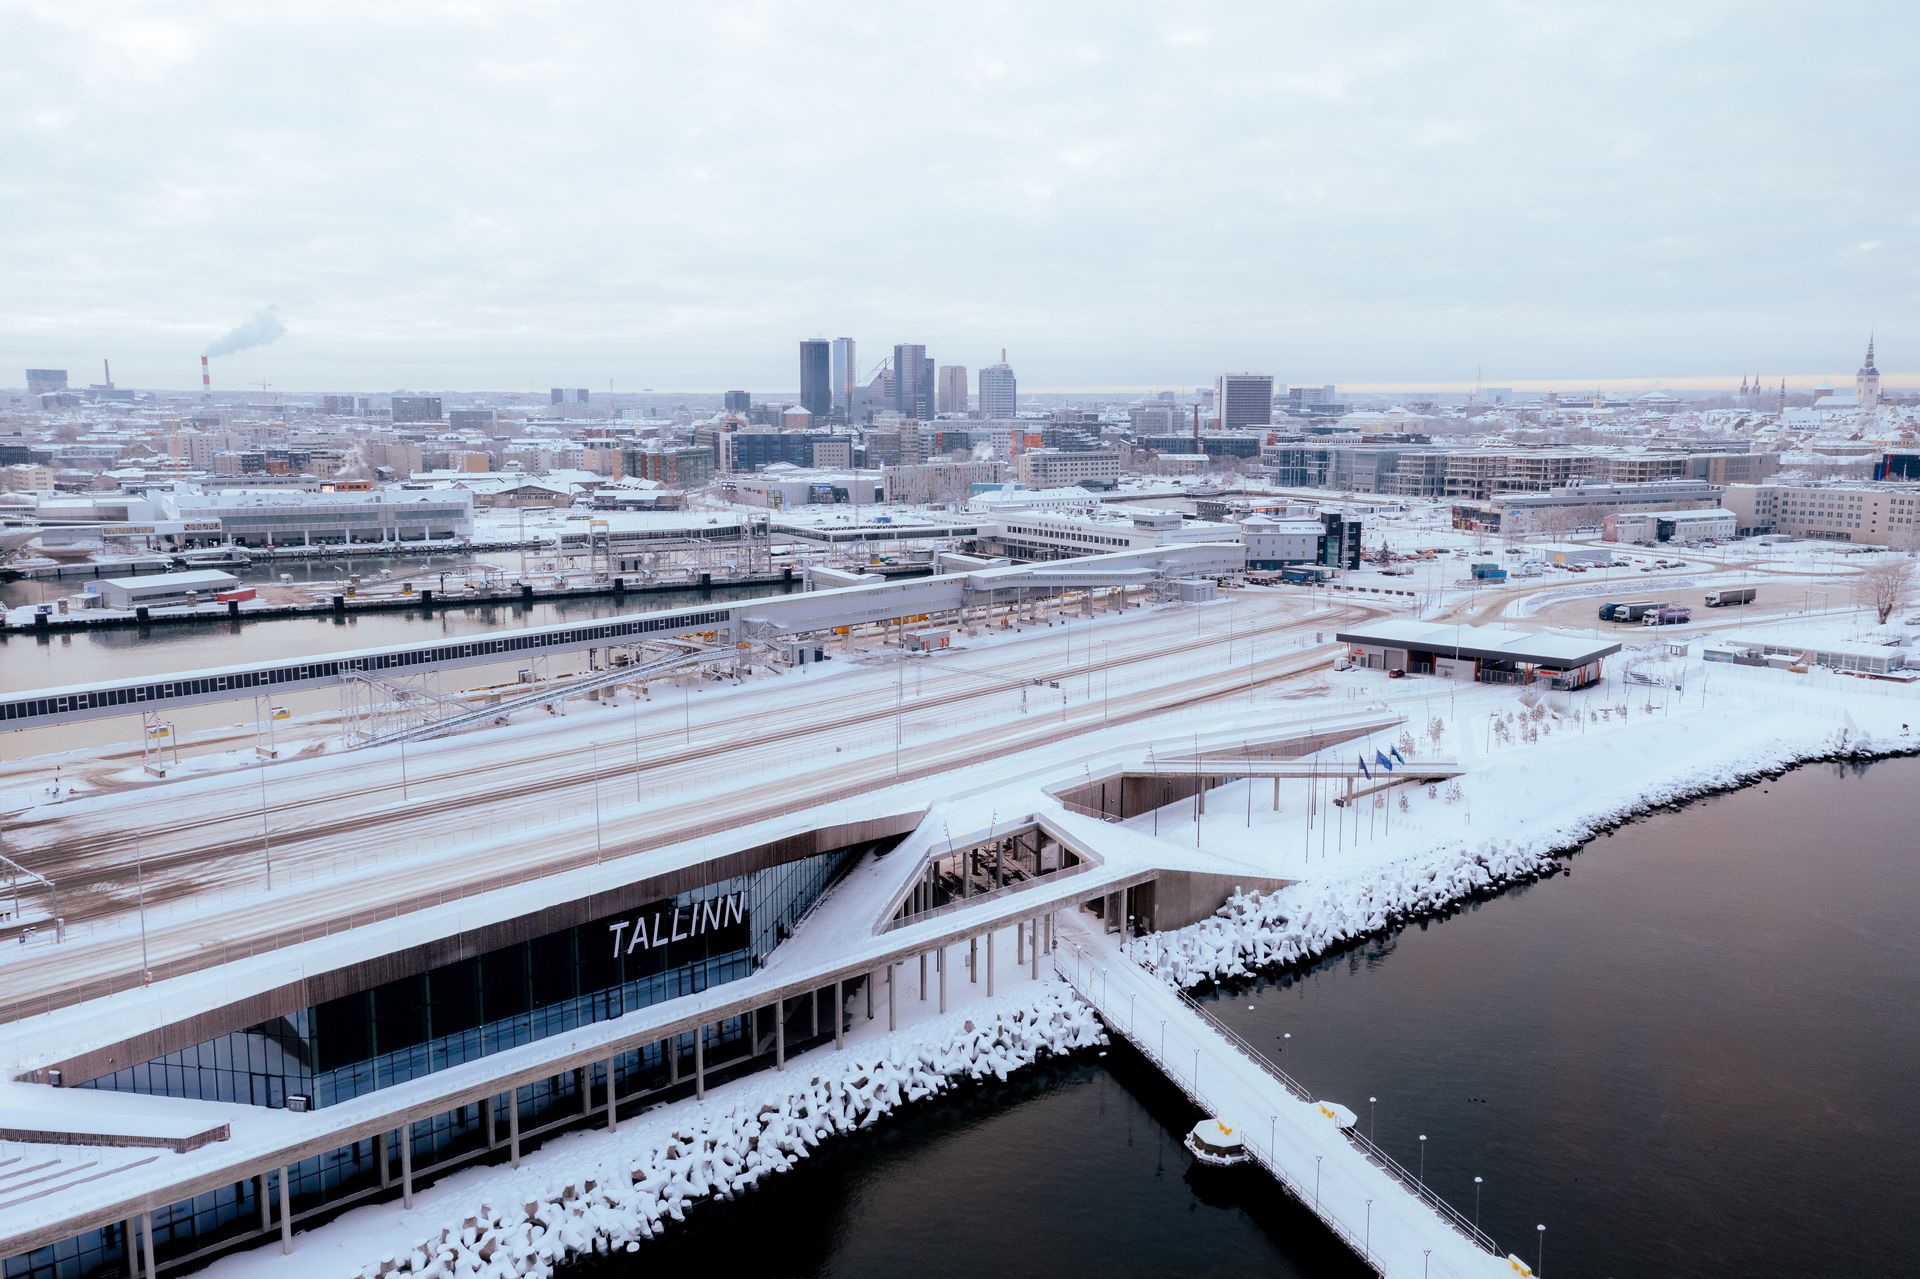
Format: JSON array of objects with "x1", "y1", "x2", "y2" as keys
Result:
[{"x1": 2, "y1": 2, "x2": 1912, "y2": 392}]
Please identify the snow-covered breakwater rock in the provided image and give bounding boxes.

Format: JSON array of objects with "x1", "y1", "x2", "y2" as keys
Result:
[
  {"x1": 355, "y1": 984, "x2": 1103, "y2": 1279},
  {"x1": 1127, "y1": 719, "x2": 1908, "y2": 990},
  {"x1": 1124, "y1": 843, "x2": 1556, "y2": 989}
]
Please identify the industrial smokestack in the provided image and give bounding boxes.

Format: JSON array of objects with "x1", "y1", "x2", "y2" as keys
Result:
[
  {"x1": 103, "y1": 358, "x2": 112, "y2": 390},
  {"x1": 201, "y1": 354, "x2": 210, "y2": 397}
]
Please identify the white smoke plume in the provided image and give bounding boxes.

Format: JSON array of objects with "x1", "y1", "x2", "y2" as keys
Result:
[{"x1": 204, "y1": 305, "x2": 286, "y2": 357}]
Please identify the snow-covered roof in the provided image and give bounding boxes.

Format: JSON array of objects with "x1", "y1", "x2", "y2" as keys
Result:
[{"x1": 1334, "y1": 620, "x2": 1621, "y2": 666}]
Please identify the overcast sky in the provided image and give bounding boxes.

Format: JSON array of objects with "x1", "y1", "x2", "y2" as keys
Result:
[{"x1": 3, "y1": 1, "x2": 1912, "y2": 394}]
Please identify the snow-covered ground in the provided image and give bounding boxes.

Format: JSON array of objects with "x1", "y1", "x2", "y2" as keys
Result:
[{"x1": 1123, "y1": 653, "x2": 1919, "y2": 988}]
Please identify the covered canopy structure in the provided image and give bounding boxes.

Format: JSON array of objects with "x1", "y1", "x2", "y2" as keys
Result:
[{"x1": 1334, "y1": 620, "x2": 1621, "y2": 690}]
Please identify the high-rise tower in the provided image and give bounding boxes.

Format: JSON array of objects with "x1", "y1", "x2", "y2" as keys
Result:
[
  {"x1": 830, "y1": 337, "x2": 856, "y2": 419},
  {"x1": 799, "y1": 339, "x2": 832, "y2": 419},
  {"x1": 1215, "y1": 373, "x2": 1275, "y2": 429},
  {"x1": 978, "y1": 351, "x2": 1017, "y2": 419},
  {"x1": 937, "y1": 365, "x2": 968, "y2": 415},
  {"x1": 892, "y1": 344, "x2": 930, "y2": 419}
]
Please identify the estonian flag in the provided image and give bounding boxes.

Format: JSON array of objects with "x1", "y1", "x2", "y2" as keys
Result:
[
  {"x1": 1358, "y1": 753, "x2": 1372, "y2": 780},
  {"x1": 1375, "y1": 748, "x2": 1395, "y2": 772},
  {"x1": 1390, "y1": 745, "x2": 1407, "y2": 765}
]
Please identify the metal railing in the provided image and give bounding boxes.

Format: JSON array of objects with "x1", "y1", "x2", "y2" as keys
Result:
[
  {"x1": 1050, "y1": 947, "x2": 1383, "y2": 1273},
  {"x1": 1060, "y1": 946, "x2": 1506, "y2": 1266}
]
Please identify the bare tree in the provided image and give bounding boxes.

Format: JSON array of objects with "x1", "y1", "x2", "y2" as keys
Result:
[{"x1": 1863, "y1": 557, "x2": 1916, "y2": 625}]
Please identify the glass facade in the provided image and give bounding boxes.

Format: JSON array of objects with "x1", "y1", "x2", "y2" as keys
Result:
[{"x1": 6, "y1": 849, "x2": 853, "y2": 1279}]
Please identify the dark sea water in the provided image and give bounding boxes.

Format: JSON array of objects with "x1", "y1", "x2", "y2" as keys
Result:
[{"x1": 571, "y1": 756, "x2": 1920, "y2": 1279}]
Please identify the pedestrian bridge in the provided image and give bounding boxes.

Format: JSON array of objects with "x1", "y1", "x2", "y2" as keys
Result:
[{"x1": 1051, "y1": 914, "x2": 1535, "y2": 1279}]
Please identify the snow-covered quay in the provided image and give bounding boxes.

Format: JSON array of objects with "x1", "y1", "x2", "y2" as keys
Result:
[
  {"x1": 265, "y1": 986, "x2": 1104, "y2": 1279},
  {"x1": 1127, "y1": 675, "x2": 1916, "y2": 990}
]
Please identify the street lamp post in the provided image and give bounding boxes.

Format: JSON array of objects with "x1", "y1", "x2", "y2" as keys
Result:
[
  {"x1": 134, "y1": 832, "x2": 149, "y2": 978},
  {"x1": 1418, "y1": 1133, "x2": 1427, "y2": 1191},
  {"x1": 590, "y1": 741, "x2": 604, "y2": 861},
  {"x1": 1474, "y1": 1175, "x2": 1483, "y2": 1232},
  {"x1": 257, "y1": 755, "x2": 273, "y2": 892},
  {"x1": 1369, "y1": 1095, "x2": 1377, "y2": 1140},
  {"x1": 1537, "y1": 1224, "x2": 1546, "y2": 1275}
]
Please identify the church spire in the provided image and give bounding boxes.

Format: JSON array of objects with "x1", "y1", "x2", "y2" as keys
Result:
[{"x1": 1861, "y1": 333, "x2": 1877, "y2": 375}]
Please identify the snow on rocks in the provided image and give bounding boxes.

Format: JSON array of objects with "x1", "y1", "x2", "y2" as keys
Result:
[
  {"x1": 1129, "y1": 717, "x2": 1910, "y2": 990},
  {"x1": 354, "y1": 983, "x2": 1103, "y2": 1279}
]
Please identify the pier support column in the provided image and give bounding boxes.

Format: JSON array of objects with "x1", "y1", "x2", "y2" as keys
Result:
[
  {"x1": 834, "y1": 979, "x2": 845, "y2": 1049},
  {"x1": 776, "y1": 998, "x2": 786, "y2": 1070},
  {"x1": 987, "y1": 930, "x2": 996, "y2": 997},
  {"x1": 938, "y1": 946, "x2": 947, "y2": 1013},
  {"x1": 401, "y1": 1125, "x2": 414, "y2": 1209},
  {"x1": 1017, "y1": 920, "x2": 1025, "y2": 965},
  {"x1": 809, "y1": 988, "x2": 819, "y2": 1038},
  {"x1": 888, "y1": 963, "x2": 897, "y2": 1030},
  {"x1": 695, "y1": 1029, "x2": 706, "y2": 1101},
  {"x1": 142, "y1": 1212, "x2": 156, "y2": 1279},
  {"x1": 919, "y1": 951, "x2": 928, "y2": 1000},
  {"x1": 124, "y1": 1220, "x2": 139, "y2": 1279},
  {"x1": 1045, "y1": 912, "x2": 1054, "y2": 954},
  {"x1": 508, "y1": 1089, "x2": 521, "y2": 1168},
  {"x1": 1275, "y1": 777, "x2": 1280, "y2": 810},
  {"x1": 481, "y1": 1095, "x2": 495, "y2": 1148},
  {"x1": 376, "y1": 1132, "x2": 391, "y2": 1188},
  {"x1": 278, "y1": 1165, "x2": 292, "y2": 1254},
  {"x1": 1031, "y1": 919, "x2": 1040, "y2": 979},
  {"x1": 866, "y1": 971, "x2": 875, "y2": 1020},
  {"x1": 580, "y1": 1067, "x2": 592, "y2": 1117},
  {"x1": 667, "y1": 1038, "x2": 680, "y2": 1084},
  {"x1": 258, "y1": 1173, "x2": 272, "y2": 1231},
  {"x1": 969, "y1": 936, "x2": 979, "y2": 983},
  {"x1": 605, "y1": 1058, "x2": 619, "y2": 1129}
]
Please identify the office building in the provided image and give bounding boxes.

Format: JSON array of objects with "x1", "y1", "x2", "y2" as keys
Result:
[
  {"x1": 978, "y1": 358, "x2": 1017, "y2": 420},
  {"x1": 1606, "y1": 508, "x2": 1738, "y2": 545},
  {"x1": 161, "y1": 488, "x2": 475, "y2": 546},
  {"x1": 799, "y1": 340, "x2": 832, "y2": 419},
  {"x1": 830, "y1": 337, "x2": 856, "y2": 419},
  {"x1": 1722, "y1": 481, "x2": 1920, "y2": 542},
  {"x1": 1215, "y1": 374, "x2": 1274, "y2": 430},
  {"x1": 1129, "y1": 403, "x2": 1185, "y2": 433},
  {"x1": 447, "y1": 409, "x2": 498, "y2": 432},
  {"x1": 937, "y1": 365, "x2": 968, "y2": 415},
  {"x1": 987, "y1": 506, "x2": 1236, "y2": 562},
  {"x1": 25, "y1": 369, "x2": 68, "y2": 396},
  {"x1": 1017, "y1": 447, "x2": 1122, "y2": 489},
  {"x1": 620, "y1": 445, "x2": 716, "y2": 489},
  {"x1": 390, "y1": 396, "x2": 444, "y2": 423},
  {"x1": 893, "y1": 344, "x2": 930, "y2": 419},
  {"x1": 723, "y1": 390, "x2": 752, "y2": 414},
  {"x1": 1453, "y1": 480, "x2": 1726, "y2": 535}
]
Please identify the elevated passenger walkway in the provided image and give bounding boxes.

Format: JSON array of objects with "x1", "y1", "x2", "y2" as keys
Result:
[{"x1": 1051, "y1": 914, "x2": 1529, "y2": 1278}]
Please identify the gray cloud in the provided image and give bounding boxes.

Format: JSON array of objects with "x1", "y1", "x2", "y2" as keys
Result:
[{"x1": 0, "y1": 1, "x2": 1912, "y2": 392}]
